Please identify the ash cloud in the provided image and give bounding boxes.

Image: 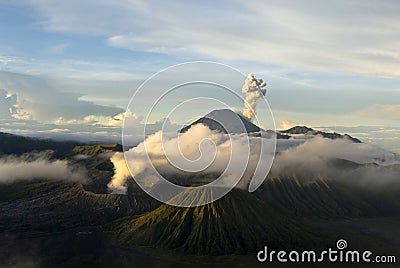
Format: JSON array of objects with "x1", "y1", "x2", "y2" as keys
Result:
[
  {"x1": 241, "y1": 74, "x2": 267, "y2": 120},
  {"x1": 0, "y1": 151, "x2": 87, "y2": 184}
]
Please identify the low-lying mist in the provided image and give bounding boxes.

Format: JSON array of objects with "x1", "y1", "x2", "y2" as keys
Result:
[
  {"x1": 0, "y1": 151, "x2": 87, "y2": 184},
  {"x1": 108, "y1": 124, "x2": 258, "y2": 194},
  {"x1": 272, "y1": 137, "x2": 400, "y2": 188},
  {"x1": 109, "y1": 124, "x2": 400, "y2": 194}
]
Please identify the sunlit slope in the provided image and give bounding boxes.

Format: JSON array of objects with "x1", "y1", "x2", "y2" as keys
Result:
[{"x1": 72, "y1": 143, "x2": 122, "y2": 155}]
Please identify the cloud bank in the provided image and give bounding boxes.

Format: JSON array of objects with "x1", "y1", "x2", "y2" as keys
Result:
[
  {"x1": 0, "y1": 71, "x2": 123, "y2": 123},
  {"x1": 110, "y1": 126, "x2": 400, "y2": 194},
  {"x1": 26, "y1": 0, "x2": 400, "y2": 78},
  {"x1": 272, "y1": 137, "x2": 400, "y2": 187},
  {"x1": 108, "y1": 124, "x2": 266, "y2": 194},
  {"x1": 0, "y1": 151, "x2": 87, "y2": 184}
]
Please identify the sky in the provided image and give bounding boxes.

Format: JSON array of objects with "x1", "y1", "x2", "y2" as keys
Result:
[{"x1": 0, "y1": 0, "x2": 399, "y2": 152}]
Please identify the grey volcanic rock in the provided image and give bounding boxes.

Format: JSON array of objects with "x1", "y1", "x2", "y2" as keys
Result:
[{"x1": 180, "y1": 109, "x2": 261, "y2": 134}]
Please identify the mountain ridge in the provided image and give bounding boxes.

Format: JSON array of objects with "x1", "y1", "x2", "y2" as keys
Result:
[
  {"x1": 180, "y1": 109, "x2": 261, "y2": 134},
  {"x1": 179, "y1": 109, "x2": 362, "y2": 143},
  {"x1": 281, "y1": 126, "x2": 362, "y2": 143}
]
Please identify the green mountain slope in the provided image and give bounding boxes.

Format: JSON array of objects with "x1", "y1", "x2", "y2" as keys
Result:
[
  {"x1": 255, "y1": 173, "x2": 400, "y2": 218},
  {"x1": 72, "y1": 143, "x2": 122, "y2": 155},
  {"x1": 110, "y1": 188, "x2": 327, "y2": 255}
]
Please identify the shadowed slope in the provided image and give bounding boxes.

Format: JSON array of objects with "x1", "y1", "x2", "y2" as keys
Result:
[
  {"x1": 111, "y1": 188, "x2": 326, "y2": 255},
  {"x1": 180, "y1": 109, "x2": 261, "y2": 134}
]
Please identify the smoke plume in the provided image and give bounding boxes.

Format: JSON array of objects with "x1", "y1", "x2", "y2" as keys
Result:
[
  {"x1": 0, "y1": 151, "x2": 87, "y2": 184},
  {"x1": 109, "y1": 152, "x2": 135, "y2": 194},
  {"x1": 242, "y1": 74, "x2": 267, "y2": 120}
]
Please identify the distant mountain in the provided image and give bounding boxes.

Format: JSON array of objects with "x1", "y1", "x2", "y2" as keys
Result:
[
  {"x1": 110, "y1": 188, "x2": 325, "y2": 255},
  {"x1": 0, "y1": 132, "x2": 85, "y2": 158},
  {"x1": 180, "y1": 109, "x2": 261, "y2": 134},
  {"x1": 0, "y1": 132, "x2": 124, "y2": 158},
  {"x1": 280, "y1": 126, "x2": 362, "y2": 143},
  {"x1": 72, "y1": 144, "x2": 122, "y2": 155},
  {"x1": 280, "y1": 126, "x2": 314, "y2": 134}
]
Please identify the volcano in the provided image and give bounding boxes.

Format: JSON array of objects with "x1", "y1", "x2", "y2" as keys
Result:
[
  {"x1": 179, "y1": 109, "x2": 262, "y2": 134},
  {"x1": 110, "y1": 188, "x2": 324, "y2": 255},
  {"x1": 179, "y1": 109, "x2": 361, "y2": 143}
]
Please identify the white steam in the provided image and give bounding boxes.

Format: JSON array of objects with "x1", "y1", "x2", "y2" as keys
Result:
[
  {"x1": 109, "y1": 128, "x2": 400, "y2": 194},
  {"x1": 271, "y1": 137, "x2": 400, "y2": 187},
  {"x1": 0, "y1": 151, "x2": 87, "y2": 184},
  {"x1": 109, "y1": 152, "x2": 135, "y2": 194},
  {"x1": 275, "y1": 137, "x2": 400, "y2": 166},
  {"x1": 108, "y1": 124, "x2": 264, "y2": 194},
  {"x1": 242, "y1": 73, "x2": 267, "y2": 120}
]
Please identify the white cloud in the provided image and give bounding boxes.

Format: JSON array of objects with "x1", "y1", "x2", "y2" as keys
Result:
[
  {"x1": 276, "y1": 119, "x2": 298, "y2": 130},
  {"x1": 1, "y1": 55, "x2": 140, "y2": 81},
  {"x1": 108, "y1": 33, "x2": 187, "y2": 54},
  {"x1": 271, "y1": 137, "x2": 400, "y2": 187},
  {"x1": 0, "y1": 88, "x2": 17, "y2": 119},
  {"x1": 309, "y1": 125, "x2": 400, "y2": 155},
  {"x1": 110, "y1": 125, "x2": 400, "y2": 195},
  {"x1": 0, "y1": 151, "x2": 87, "y2": 184},
  {"x1": 0, "y1": 71, "x2": 123, "y2": 123},
  {"x1": 27, "y1": 0, "x2": 400, "y2": 78},
  {"x1": 0, "y1": 126, "x2": 126, "y2": 143},
  {"x1": 105, "y1": 109, "x2": 143, "y2": 127},
  {"x1": 0, "y1": 56, "x2": 31, "y2": 66},
  {"x1": 53, "y1": 109, "x2": 143, "y2": 128},
  {"x1": 0, "y1": 88, "x2": 34, "y2": 120},
  {"x1": 48, "y1": 128, "x2": 70, "y2": 133},
  {"x1": 108, "y1": 123, "x2": 260, "y2": 194}
]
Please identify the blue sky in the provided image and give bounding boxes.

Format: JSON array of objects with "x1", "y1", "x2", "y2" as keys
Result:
[{"x1": 0, "y1": 0, "x2": 399, "y2": 151}]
